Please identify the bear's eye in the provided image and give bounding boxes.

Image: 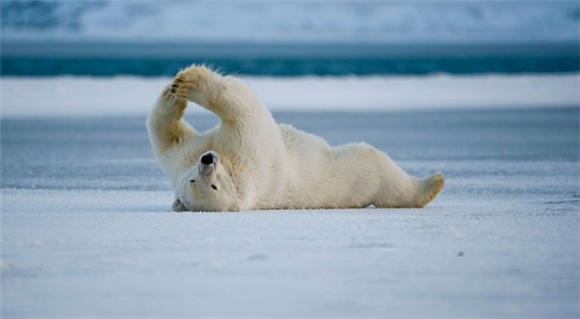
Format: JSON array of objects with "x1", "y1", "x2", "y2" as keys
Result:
[
  {"x1": 211, "y1": 185, "x2": 218, "y2": 190},
  {"x1": 190, "y1": 180, "x2": 195, "y2": 183}
]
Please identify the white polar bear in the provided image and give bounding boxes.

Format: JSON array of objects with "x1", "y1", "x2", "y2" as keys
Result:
[{"x1": 147, "y1": 66, "x2": 444, "y2": 212}]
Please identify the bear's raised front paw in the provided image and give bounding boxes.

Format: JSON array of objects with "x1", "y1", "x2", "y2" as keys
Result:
[{"x1": 169, "y1": 65, "x2": 217, "y2": 102}]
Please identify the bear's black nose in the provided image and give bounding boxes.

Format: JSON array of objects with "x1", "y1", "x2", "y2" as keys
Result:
[{"x1": 201, "y1": 154, "x2": 214, "y2": 165}]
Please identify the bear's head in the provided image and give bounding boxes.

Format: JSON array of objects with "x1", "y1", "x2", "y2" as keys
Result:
[{"x1": 172, "y1": 151, "x2": 238, "y2": 212}]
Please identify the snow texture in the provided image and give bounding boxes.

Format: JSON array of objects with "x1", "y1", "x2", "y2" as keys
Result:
[
  {"x1": 1, "y1": 108, "x2": 579, "y2": 317},
  {"x1": 1, "y1": 1, "x2": 579, "y2": 44},
  {"x1": 1, "y1": 74, "x2": 579, "y2": 117}
]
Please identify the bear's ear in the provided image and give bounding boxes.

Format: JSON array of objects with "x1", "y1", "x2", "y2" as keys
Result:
[{"x1": 172, "y1": 198, "x2": 188, "y2": 212}]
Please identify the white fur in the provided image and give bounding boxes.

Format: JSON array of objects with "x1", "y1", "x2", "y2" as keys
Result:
[{"x1": 147, "y1": 66, "x2": 444, "y2": 212}]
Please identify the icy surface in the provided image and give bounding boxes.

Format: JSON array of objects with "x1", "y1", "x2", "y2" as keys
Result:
[
  {"x1": 1, "y1": 1, "x2": 579, "y2": 44},
  {"x1": 2, "y1": 74, "x2": 579, "y2": 117},
  {"x1": 1, "y1": 108, "x2": 579, "y2": 317}
]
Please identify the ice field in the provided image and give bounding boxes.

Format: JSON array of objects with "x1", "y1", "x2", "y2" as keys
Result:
[
  {"x1": 2, "y1": 74, "x2": 579, "y2": 117},
  {"x1": 1, "y1": 107, "x2": 579, "y2": 317}
]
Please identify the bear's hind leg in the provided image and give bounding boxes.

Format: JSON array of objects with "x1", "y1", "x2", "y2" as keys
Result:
[{"x1": 370, "y1": 150, "x2": 445, "y2": 208}]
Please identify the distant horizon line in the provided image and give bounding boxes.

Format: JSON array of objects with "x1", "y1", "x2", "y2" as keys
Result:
[{"x1": 2, "y1": 40, "x2": 579, "y2": 59}]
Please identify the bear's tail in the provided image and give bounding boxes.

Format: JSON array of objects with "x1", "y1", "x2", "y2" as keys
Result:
[{"x1": 416, "y1": 172, "x2": 445, "y2": 207}]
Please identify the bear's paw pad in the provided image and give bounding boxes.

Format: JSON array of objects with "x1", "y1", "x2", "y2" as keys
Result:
[{"x1": 169, "y1": 66, "x2": 214, "y2": 100}]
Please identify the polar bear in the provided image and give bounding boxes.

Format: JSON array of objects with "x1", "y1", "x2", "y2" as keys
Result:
[{"x1": 147, "y1": 66, "x2": 444, "y2": 212}]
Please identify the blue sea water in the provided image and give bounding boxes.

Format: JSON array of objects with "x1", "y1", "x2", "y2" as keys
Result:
[
  {"x1": 3, "y1": 55, "x2": 579, "y2": 77},
  {"x1": 1, "y1": 42, "x2": 578, "y2": 76}
]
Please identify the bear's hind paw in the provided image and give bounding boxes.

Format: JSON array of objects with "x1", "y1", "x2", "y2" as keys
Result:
[{"x1": 418, "y1": 173, "x2": 445, "y2": 207}]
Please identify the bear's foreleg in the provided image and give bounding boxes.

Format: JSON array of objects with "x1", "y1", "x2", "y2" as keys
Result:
[
  {"x1": 146, "y1": 85, "x2": 197, "y2": 155},
  {"x1": 170, "y1": 65, "x2": 270, "y2": 124}
]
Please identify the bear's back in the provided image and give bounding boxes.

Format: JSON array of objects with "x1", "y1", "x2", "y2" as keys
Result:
[{"x1": 278, "y1": 123, "x2": 331, "y2": 158}]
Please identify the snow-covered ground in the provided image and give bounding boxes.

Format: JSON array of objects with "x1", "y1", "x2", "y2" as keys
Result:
[
  {"x1": 1, "y1": 108, "x2": 579, "y2": 317},
  {"x1": 2, "y1": 74, "x2": 579, "y2": 117},
  {"x1": 2, "y1": 189, "x2": 578, "y2": 317},
  {"x1": 2, "y1": 1, "x2": 578, "y2": 44}
]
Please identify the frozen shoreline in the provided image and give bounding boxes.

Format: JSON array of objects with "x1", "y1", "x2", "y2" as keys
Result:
[{"x1": 1, "y1": 73, "x2": 579, "y2": 117}]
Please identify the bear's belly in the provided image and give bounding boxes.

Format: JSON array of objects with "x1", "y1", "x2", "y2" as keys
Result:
[{"x1": 253, "y1": 124, "x2": 375, "y2": 210}]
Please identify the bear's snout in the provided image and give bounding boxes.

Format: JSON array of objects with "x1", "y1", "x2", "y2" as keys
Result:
[{"x1": 201, "y1": 152, "x2": 217, "y2": 165}]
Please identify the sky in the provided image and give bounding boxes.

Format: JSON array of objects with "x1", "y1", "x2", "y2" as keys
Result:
[{"x1": 1, "y1": 1, "x2": 579, "y2": 44}]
